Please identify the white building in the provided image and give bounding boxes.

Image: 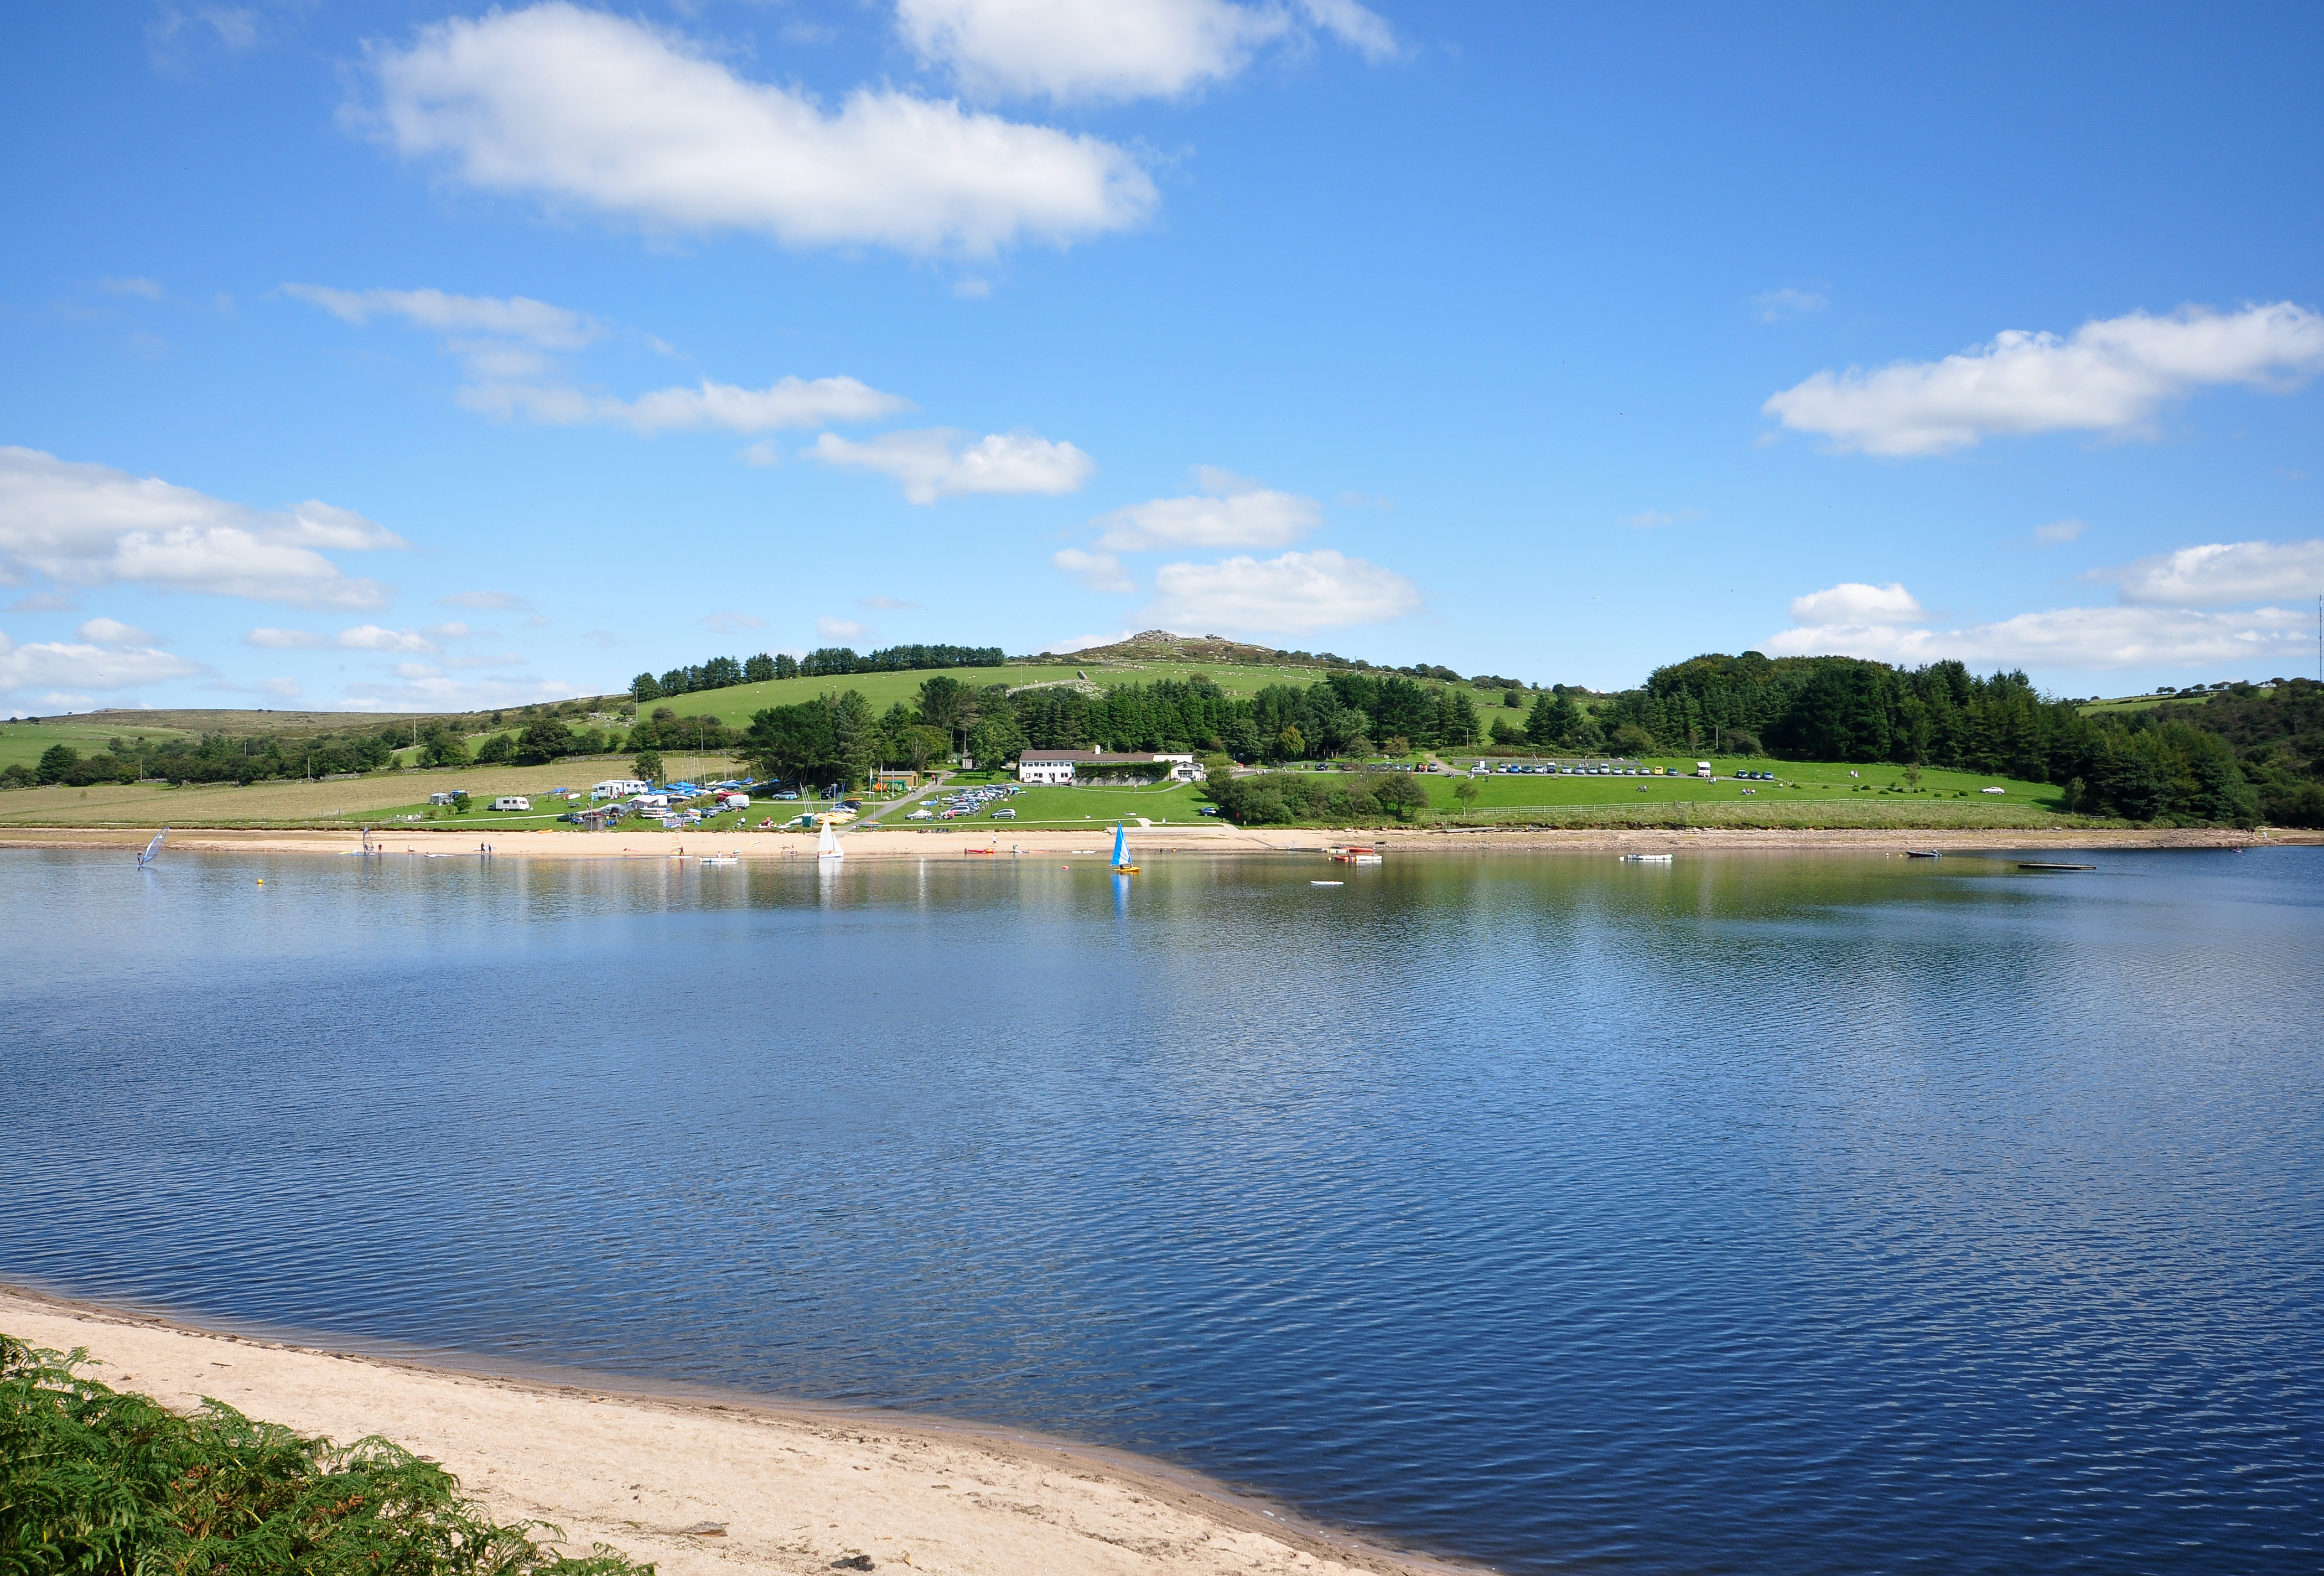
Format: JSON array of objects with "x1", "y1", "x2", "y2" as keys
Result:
[{"x1": 1016, "y1": 749, "x2": 1204, "y2": 785}]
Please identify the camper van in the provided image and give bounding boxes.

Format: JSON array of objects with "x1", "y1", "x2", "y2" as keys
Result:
[
  {"x1": 490, "y1": 795, "x2": 531, "y2": 812},
  {"x1": 1695, "y1": 761, "x2": 1714, "y2": 779}
]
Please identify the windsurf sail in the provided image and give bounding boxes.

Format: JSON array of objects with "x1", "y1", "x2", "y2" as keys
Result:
[{"x1": 138, "y1": 828, "x2": 168, "y2": 867}]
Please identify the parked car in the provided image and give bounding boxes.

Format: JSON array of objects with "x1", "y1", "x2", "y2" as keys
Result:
[{"x1": 992, "y1": 807, "x2": 1016, "y2": 819}]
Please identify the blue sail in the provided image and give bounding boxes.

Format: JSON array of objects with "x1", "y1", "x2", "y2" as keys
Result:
[{"x1": 1112, "y1": 822, "x2": 1128, "y2": 867}]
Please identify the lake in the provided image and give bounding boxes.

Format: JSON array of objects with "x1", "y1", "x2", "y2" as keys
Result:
[{"x1": 2, "y1": 845, "x2": 2318, "y2": 1574}]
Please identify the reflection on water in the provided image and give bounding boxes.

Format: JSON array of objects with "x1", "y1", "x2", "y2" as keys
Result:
[{"x1": 3, "y1": 847, "x2": 2320, "y2": 1574}]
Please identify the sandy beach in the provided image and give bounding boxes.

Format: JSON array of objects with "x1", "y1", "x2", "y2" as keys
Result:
[
  {"x1": 0, "y1": 823, "x2": 2307, "y2": 860},
  {"x1": 1, "y1": 1285, "x2": 1461, "y2": 1576}
]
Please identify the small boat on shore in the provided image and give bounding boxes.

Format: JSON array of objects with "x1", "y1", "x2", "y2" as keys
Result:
[
  {"x1": 1905, "y1": 849, "x2": 1940, "y2": 858},
  {"x1": 1330, "y1": 845, "x2": 1382, "y2": 864}
]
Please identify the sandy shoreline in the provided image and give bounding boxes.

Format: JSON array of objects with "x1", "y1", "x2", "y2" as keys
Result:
[
  {"x1": 0, "y1": 1283, "x2": 1467, "y2": 1576},
  {"x1": 0, "y1": 823, "x2": 2310, "y2": 859}
]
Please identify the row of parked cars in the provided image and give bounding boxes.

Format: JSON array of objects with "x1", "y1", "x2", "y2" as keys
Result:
[{"x1": 907, "y1": 783, "x2": 1024, "y2": 822}]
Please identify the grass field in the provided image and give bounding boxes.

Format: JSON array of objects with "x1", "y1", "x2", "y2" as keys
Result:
[
  {"x1": 639, "y1": 657, "x2": 1433, "y2": 725},
  {"x1": 0, "y1": 750, "x2": 2110, "y2": 831},
  {"x1": 1410, "y1": 755, "x2": 2066, "y2": 815},
  {"x1": 0, "y1": 719, "x2": 196, "y2": 771},
  {"x1": 2076, "y1": 692, "x2": 2218, "y2": 716}
]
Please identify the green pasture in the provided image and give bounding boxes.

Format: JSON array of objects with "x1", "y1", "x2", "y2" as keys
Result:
[
  {"x1": 2076, "y1": 692, "x2": 2217, "y2": 717},
  {"x1": 0, "y1": 719, "x2": 195, "y2": 771},
  {"x1": 911, "y1": 780, "x2": 1210, "y2": 827},
  {"x1": 1413, "y1": 756, "x2": 2065, "y2": 813},
  {"x1": 640, "y1": 657, "x2": 1442, "y2": 724}
]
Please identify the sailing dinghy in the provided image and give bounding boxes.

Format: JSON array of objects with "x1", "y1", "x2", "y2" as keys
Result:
[{"x1": 1111, "y1": 822, "x2": 1139, "y2": 874}]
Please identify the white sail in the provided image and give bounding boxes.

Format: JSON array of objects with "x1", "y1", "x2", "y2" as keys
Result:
[
  {"x1": 138, "y1": 828, "x2": 169, "y2": 867},
  {"x1": 1112, "y1": 822, "x2": 1128, "y2": 867},
  {"x1": 818, "y1": 814, "x2": 843, "y2": 859}
]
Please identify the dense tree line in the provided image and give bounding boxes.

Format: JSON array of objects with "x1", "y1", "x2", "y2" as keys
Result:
[{"x1": 630, "y1": 644, "x2": 1005, "y2": 702}]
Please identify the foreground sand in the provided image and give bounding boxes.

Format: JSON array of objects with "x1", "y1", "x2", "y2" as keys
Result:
[
  {"x1": 1, "y1": 1287, "x2": 1457, "y2": 1576},
  {"x1": 0, "y1": 823, "x2": 2308, "y2": 859}
]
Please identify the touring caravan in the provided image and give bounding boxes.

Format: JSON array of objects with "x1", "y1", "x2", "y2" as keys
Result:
[{"x1": 490, "y1": 796, "x2": 531, "y2": 812}]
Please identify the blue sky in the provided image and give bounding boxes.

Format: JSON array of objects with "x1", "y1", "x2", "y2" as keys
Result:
[{"x1": 3, "y1": 0, "x2": 2321, "y2": 714}]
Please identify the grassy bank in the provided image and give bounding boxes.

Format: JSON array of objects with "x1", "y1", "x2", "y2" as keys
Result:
[{"x1": 0, "y1": 1335, "x2": 645, "y2": 1574}]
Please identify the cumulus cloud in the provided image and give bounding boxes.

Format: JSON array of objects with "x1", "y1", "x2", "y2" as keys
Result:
[
  {"x1": 0, "y1": 629, "x2": 204, "y2": 696},
  {"x1": 1766, "y1": 603, "x2": 2314, "y2": 672},
  {"x1": 897, "y1": 0, "x2": 1396, "y2": 102},
  {"x1": 0, "y1": 447, "x2": 401, "y2": 609},
  {"x1": 1763, "y1": 302, "x2": 2324, "y2": 455},
  {"x1": 1786, "y1": 582, "x2": 1928, "y2": 625},
  {"x1": 466, "y1": 374, "x2": 909, "y2": 433},
  {"x1": 283, "y1": 284, "x2": 601, "y2": 350},
  {"x1": 7, "y1": 592, "x2": 79, "y2": 613},
  {"x1": 2034, "y1": 517, "x2": 2087, "y2": 546},
  {"x1": 256, "y1": 676, "x2": 303, "y2": 699},
  {"x1": 812, "y1": 428, "x2": 1094, "y2": 502},
  {"x1": 246, "y1": 625, "x2": 439, "y2": 654},
  {"x1": 1091, "y1": 475, "x2": 1320, "y2": 551},
  {"x1": 1144, "y1": 548, "x2": 1419, "y2": 636},
  {"x1": 290, "y1": 282, "x2": 907, "y2": 435},
  {"x1": 77, "y1": 617, "x2": 162, "y2": 646},
  {"x1": 816, "y1": 616, "x2": 872, "y2": 641},
  {"x1": 2088, "y1": 538, "x2": 2324, "y2": 608},
  {"x1": 339, "y1": 673, "x2": 578, "y2": 712},
  {"x1": 1051, "y1": 548, "x2": 1137, "y2": 593},
  {"x1": 366, "y1": 3, "x2": 1157, "y2": 255}
]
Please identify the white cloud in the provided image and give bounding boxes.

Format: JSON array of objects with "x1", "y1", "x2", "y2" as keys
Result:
[
  {"x1": 816, "y1": 616, "x2": 873, "y2": 642},
  {"x1": 1766, "y1": 603, "x2": 2314, "y2": 672},
  {"x1": 339, "y1": 673, "x2": 579, "y2": 712},
  {"x1": 367, "y1": 3, "x2": 1157, "y2": 255},
  {"x1": 77, "y1": 616, "x2": 161, "y2": 646},
  {"x1": 8, "y1": 592, "x2": 79, "y2": 613},
  {"x1": 256, "y1": 676, "x2": 303, "y2": 699},
  {"x1": 2034, "y1": 517, "x2": 2087, "y2": 546},
  {"x1": 952, "y1": 278, "x2": 992, "y2": 300},
  {"x1": 290, "y1": 282, "x2": 906, "y2": 436},
  {"x1": 1763, "y1": 302, "x2": 2324, "y2": 455},
  {"x1": 283, "y1": 284, "x2": 601, "y2": 350},
  {"x1": 1787, "y1": 582, "x2": 1928, "y2": 625},
  {"x1": 812, "y1": 428, "x2": 1094, "y2": 502},
  {"x1": 0, "y1": 630, "x2": 204, "y2": 696},
  {"x1": 739, "y1": 440, "x2": 783, "y2": 466},
  {"x1": 1051, "y1": 548, "x2": 1137, "y2": 593},
  {"x1": 0, "y1": 447, "x2": 401, "y2": 609},
  {"x1": 466, "y1": 374, "x2": 910, "y2": 433},
  {"x1": 101, "y1": 276, "x2": 165, "y2": 299},
  {"x1": 1752, "y1": 287, "x2": 1827, "y2": 322},
  {"x1": 2088, "y1": 538, "x2": 2324, "y2": 608},
  {"x1": 1144, "y1": 548, "x2": 1419, "y2": 636},
  {"x1": 435, "y1": 590, "x2": 526, "y2": 610},
  {"x1": 702, "y1": 609, "x2": 766, "y2": 633},
  {"x1": 857, "y1": 594, "x2": 921, "y2": 610},
  {"x1": 246, "y1": 625, "x2": 439, "y2": 654},
  {"x1": 1091, "y1": 478, "x2": 1320, "y2": 551},
  {"x1": 898, "y1": 0, "x2": 1395, "y2": 102}
]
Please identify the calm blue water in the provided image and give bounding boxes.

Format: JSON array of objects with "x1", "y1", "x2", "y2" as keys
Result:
[{"x1": 3, "y1": 846, "x2": 2320, "y2": 1573}]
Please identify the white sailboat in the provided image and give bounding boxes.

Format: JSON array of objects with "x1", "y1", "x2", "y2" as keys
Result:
[
  {"x1": 1111, "y1": 821, "x2": 1138, "y2": 873},
  {"x1": 817, "y1": 814, "x2": 844, "y2": 860}
]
